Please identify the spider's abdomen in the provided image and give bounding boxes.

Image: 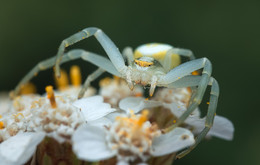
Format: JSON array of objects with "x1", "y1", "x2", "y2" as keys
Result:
[{"x1": 134, "y1": 43, "x2": 181, "y2": 72}]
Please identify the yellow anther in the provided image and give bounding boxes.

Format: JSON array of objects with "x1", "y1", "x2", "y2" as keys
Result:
[
  {"x1": 192, "y1": 70, "x2": 200, "y2": 75},
  {"x1": 134, "y1": 59, "x2": 154, "y2": 67},
  {"x1": 70, "y1": 65, "x2": 82, "y2": 87},
  {"x1": 113, "y1": 76, "x2": 121, "y2": 84},
  {"x1": 178, "y1": 77, "x2": 181, "y2": 79},
  {"x1": 115, "y1": 116, "x2": 120, "y2": 121},
  {"x1": 45, "y1": 86, "x2": 57, "y2": 108},
  {"x1": 207, "y1": 102, "x2": 210, "y2": 105},
  {"x1": 135, "y1": 92, "x2": 143, "y2": 97},
  {"x1": 54, "y1": 69, "x2": 69, "y2": 90},
  {"x1": 19, "y1": 82, "x2": 36, "y2": 95},
  {"x1": 0, "y1": 115, "x2": 2, "y2": 119},
  {"x1": 0, "y1": 121, "x2": 4, "y2": 129},
  {"x1": 173, "y1": 120, "x2": 177, "y2": 124},
  {"x1": 145, "y1": 98, "x2": 149, "y2": 101},
  {"x1": 99, "y1": 77, "x2": 111, "y2": 87},
  {"x1": 137, "y1": 110, "x2": 149, "y2": 127}
]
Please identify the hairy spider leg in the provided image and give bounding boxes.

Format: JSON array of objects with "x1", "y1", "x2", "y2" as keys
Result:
[
  {"x1": 78, "y1": 68, "x2": 104, "y2": 99},
  {"x1": 176, "y1": 77, "x2": 219, "y2": 158},
  {"x1": 14, "y1": 49, "x2": 120, "y2": 96},
  {"x1": 166, "y1": 48, "x2": 195, "y2": 61},
  {"x1": 158, "y1": 58, "x2": 218, "y2": 157},
  {"x1": 55, "y1": 27, "x2": 126, "y2": 78},
  {"x1": 162, "y1": 58, "x2": 212, "y2": 127},
  {"x1": 122, "y1": 47, "x2": 134, "y2": 66}
]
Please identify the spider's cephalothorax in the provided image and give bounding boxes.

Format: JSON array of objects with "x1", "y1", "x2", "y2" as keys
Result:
[
  {"x1": 134, "y1": 43, "x2": 181, "y2": 72},
  {"x1": 14, "y1": 27, "x2": 219, "y2": 158},
  {"x1": 123, "y1": 43, "x2": 181, "y2": 96}
]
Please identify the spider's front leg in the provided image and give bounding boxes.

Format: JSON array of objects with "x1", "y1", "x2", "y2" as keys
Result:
[
  {"x1": 158, "y1": 58, "x2": 219, "y2": 157},
  {"x1": 55, "y1": 27, "x2": 127, "y2": 78}
]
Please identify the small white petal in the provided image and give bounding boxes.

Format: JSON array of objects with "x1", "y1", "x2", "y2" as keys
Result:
[
  {"x1": 105, "y1": 111, "x2": 125, "y2": 122},
  {"x1": 0, "y1": 132, "x2": 45, "y2": 165},
  {"x1": 73, "y1": 96, "x2": 116, "y2": 121},
  {"x1": 47, "y1": 132, "x2": 66, "y2": 144},
  {"x1": 117, "y1": 161, "x2": 129, "y2": 165},
  {"x1": 88, "y1": 117, "x2": 112, "y2": 128},
  {"x1": 151, "y1": 127, "x2": 195, "y2": 156},
  {"x1": 189, "y1": 115, "x2": 234, "y2": 141},
  {"x1": 207, "y1": 116, "x2": 234, "y2": 140},
  {"x1": 119, "y1": 97, "x2": 162, "y2": 113},
  {"x1": 72, "y1": 124, "x2": 115, "y2": 161}
]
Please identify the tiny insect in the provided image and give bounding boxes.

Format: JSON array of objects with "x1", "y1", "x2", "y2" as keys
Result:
[{"x1": 14, "y1": 27, "x2": 219, "y2": 158}]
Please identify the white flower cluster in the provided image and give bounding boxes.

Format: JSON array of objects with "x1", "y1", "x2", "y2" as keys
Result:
[{"x1": 0, "y1": 77, "x2": 234, "y2": 165}]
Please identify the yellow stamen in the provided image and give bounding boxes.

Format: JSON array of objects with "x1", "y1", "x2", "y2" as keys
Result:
[
  {"x1": 135, "y1": 92, "x2": 143, "y2": 97},
  {"x1": 192, "y1": 70, "x2": 200, "y2": 75},
  {"x1": 54, "y1": 69, "x2": 69, "y2": 90},
  {"x1": 45, "y1": 86, "x2": 57, "y2": 108},
  {"x1": 173, "y1": 120, "x2": 177, "y2": 124},
  {"x1": 137, "y1": 110, "x2": 149, "y2": 127},
  {"x1": 99, "y1": 77, "x2": 111, "y2": 87},
  {"x1": 207, "y1": 102, "x2": 210, "y2": 105},
  {"x1": 70, "y1": 65, "x2": 82, "y2": 87},
  {"x1": 134, "y1": 59, "x2": 154, "y2": 67},
  {"x1": 20, "y1": 82, "x2": 36, "y2": 95},
  {"x1": 0, "y1": 115, "x2": 2, "y2": 119},
  {"x1": 0, "y1": 121, "x2": 4, "y2": 129},
  {"x1": 113, "y1": 76, "x2": 120, "y2": 84}
]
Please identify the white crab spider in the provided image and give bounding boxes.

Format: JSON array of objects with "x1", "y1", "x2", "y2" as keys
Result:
[{"x1": 14, "y1": 27, "x2": 219, "y2": 158}]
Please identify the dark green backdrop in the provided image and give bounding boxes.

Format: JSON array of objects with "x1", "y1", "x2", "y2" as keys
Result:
[{"x1": 0, "y1": 1, "x2": 259, "y2": 165}]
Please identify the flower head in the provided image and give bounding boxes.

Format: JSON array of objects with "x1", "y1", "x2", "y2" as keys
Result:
[{"x1": 72, "y1": 109, "x2": 194, "y2": 164}]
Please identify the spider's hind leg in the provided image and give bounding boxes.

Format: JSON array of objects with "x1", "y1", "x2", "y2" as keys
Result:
[
  {"x1": 161, "y1": 58, "x2": 218, "y2": 157},
  {"x1": 176, "y1": 77, "x2": 219, "y2": 158}
]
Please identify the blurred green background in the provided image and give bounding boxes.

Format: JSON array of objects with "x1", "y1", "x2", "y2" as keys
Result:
[{"x1": 0, "y1": 0, "x2": 259, "y2": 165}]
